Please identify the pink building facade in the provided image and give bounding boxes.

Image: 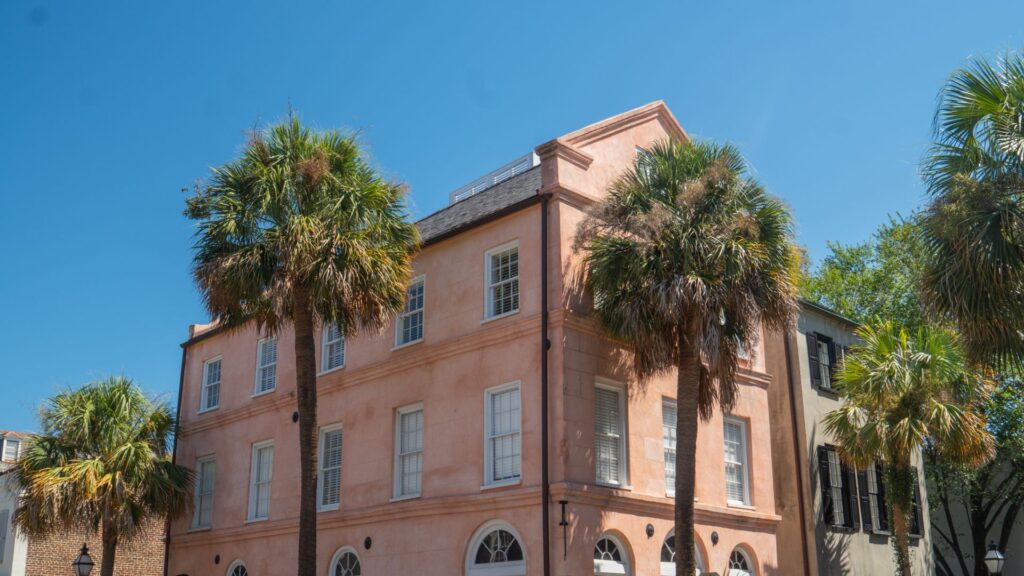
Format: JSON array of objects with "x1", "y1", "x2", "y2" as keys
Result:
[{"x1": 167, "y1": 102, "x2": 781, "y2": 576}]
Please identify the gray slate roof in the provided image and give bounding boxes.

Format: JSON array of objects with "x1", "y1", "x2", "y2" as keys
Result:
[{"x1": 416, "y1": 166, "x2": 541, "y2": 245}]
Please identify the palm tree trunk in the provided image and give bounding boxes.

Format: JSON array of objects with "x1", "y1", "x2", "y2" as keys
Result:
[
  {"x1": 100, "y1": 516, "x2": 117, "y2": 576},
  {"x1": 888, "y1": 464, "x2": 913, "y2": 576},
  {"x1": 294, "y1": 285, "x2": 319, "y2": 576},
  {"x1": 675, "y1": 321, "x2": 701, "y2": 576}
]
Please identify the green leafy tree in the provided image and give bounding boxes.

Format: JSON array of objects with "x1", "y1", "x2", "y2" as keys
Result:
[
  {"x1": 184, "y1": 117, "x2": 418, "y2": 576},
  {"x1": 10, "y1": 377, "x2": 191, "y2": 576},
  {"x1": 576, "y1": 139, "x2": 799, "y2": 576},
  {"x1": 921, "y1": 54, "x2": 1024, "y2": 366},
  {"x1": 824, "y1": 322, "x2": 994, "y2": 576}
]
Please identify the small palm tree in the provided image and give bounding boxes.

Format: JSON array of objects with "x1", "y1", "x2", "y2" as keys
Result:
[
  {"x1": 10, "y1": 377, "x2": 191, "y2": 576},
  {"x1": 185, "y1": 116, "x2": 418, "y2": 576},
  {"x1": 921, "y1": 54, "x2": 1024, "y2": 366},
  {"x1": 823, "y1": 321, "x2": 994, "y2": 576},
  {"x1": 576, "y1": 139, "x2": 799, "y2": 576}
]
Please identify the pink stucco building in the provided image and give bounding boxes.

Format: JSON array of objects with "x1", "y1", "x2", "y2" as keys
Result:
[{"x1": 167, "y1": 102, "x2": 780, "y2": 576}]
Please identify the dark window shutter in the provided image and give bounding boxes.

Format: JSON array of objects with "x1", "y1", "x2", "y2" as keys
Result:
[
  {"x1": 817, "y1": 446, "x2": 834, "y2": 526},
  {"x1": 857, "y1": 469, "x2": 873, "y2": 532},
  {"x1": 842, "y1": 462, "x2": 859, "y2": 529},
  {"x1": 910, "y1": 470, "x2": 923, "y2": 536},
  {"x1": 876, "y1": 464, "x2": 889, "y2": 532},
  {"x1": 807, "y1": 332, "x2": 821, "y2": 388},
  {"x1": 827, "y1": 340, "x2": 839, "y2": 381}
]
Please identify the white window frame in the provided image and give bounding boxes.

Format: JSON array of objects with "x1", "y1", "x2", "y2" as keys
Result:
[
  {"x1": 320, "y1": 324, "x2": 345, "y2": 374},
  {"x1": 393, "y1": 403, "x2": 424, "y2": 500},
  {"x1": 724, "y1": 417, "x2": 751, "y2": 506},
  {"x1": 253, "y1": 337, "x2": 277, "y2": 396},
  {"x1": 329, "y1": 546, "x2": 362, "y2": 576},
  {"x1": 465, "y1": 520, "x2": 528, "y2": 576},
  {"x1": 593, "y1": 533, "x2": 630, "y2": 575},
  {"x1": 484, "y1": 241, "x2": 520, "y2": 321},
  {"x1": 662, "y1": 398, "x2": 677, "y2": 496},
  {"x1": 317, "y1": 424, "x2": 343, "y2": 511},
  {"x1": 247, "y1": 440, "x2": 274, "y2": 521},
  {"x1": 394, "y1": 275, "x2": 426, "y2": 348},
  {"x1": 199, "y1": 356, "x2": 222, "y2": 413},
  {"x1": 226, "y1": 560, "x2": 247, "y2": 576},
  {"x1": 484, "y1": 381, "x2": 522, "y2": 488},
  {"x1": 594, "y1": 381, "x2": 629, "y2": 488},
  {"x1": 191, "y1": 455, "x2": 215, "y2": 529},
  {"x1": 2, "y1": 438, "x2": 19, "y2": 462}
]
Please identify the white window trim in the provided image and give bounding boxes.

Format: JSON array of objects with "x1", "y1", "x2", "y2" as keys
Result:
[
  {"x1": 1, "y1": 438, "x2": 20, "y2": 462},
  {"x1": 199, "y1": 356, "x2": 222, "y2": 414},
  {"x1": 724, "y1": 416, "x2": 752, "y2": 507},
  {"x1": 317, "y1": 424, "x2": 343, "y2": 512},
  {"x1": 319, "y1": 325, "x2": 346, "y2": 375},
  {"x1": 483, "y1": 381, "x2": 523, "y2": 489},
  {"x1": 226, "y1": 560, "x2": 247, "y2": 576},
  {"x1": 662, "y1": 398, "x2": 677, "y2": 497},
  {"x1": 394, "y1": 275, "x2": 426, "y2": 349},
  {"x1": 190, "y1": 455, "x2": 215, "y2": 530},
  {"x1": 247, "y1": 439, "x2": 274, "y2": 522},
  {"x1": 392, "y1": 403, "x2": 424, "y2": 500},
  {"x1": 465, "y1": 519, "x2": 528, "y2": 576},
  {"x1": 593, "y1": 533, "x2": 631, "y2": 576},
  {"x1": 483, "y1": 240, "x2": 521, "y2": 322},
  {"x1": 594, "y1": 380, "x2": 630, "y2": 489},
  {"x1": 253, "y1": 337, "x2": 277, "y2": 397},
  {"x1": 329, "y1": 546, "x2": 362, "y2": 576}
]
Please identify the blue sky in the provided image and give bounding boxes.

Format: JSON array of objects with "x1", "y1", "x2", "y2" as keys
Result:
[{"x1": 2, "y1": 1, "x2": 1022, "y2": 432}]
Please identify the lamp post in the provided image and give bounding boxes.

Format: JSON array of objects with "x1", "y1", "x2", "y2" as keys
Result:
[
  {"x1": 985, "y1": 541, "x2": 1005, "y2": 575},
  {"x1": 72, "y1": 543, "x2": 94, "y2": 576}
]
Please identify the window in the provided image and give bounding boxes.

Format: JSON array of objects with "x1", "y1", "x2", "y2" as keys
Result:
[
  {"x1": 660, "y1": 532, "x2": 705, "y2": 576},
  {"x1": 594, "y1": 535, "x2": 629, "y2": 575},
  {"x1": 859, "y1": 463, "x2": 889, "y2": 533},
  {"x1": 466, "y1": 522, "x2": 526, "y2": 576},
  {"x1": 724, "y1": 418, "x2": 750, "y2": 505},
  {"x1": 396, "y1": 276, "x2": 425, "y2": 347},
  {"x1": 817, "y1": 446, "x2": 857, "y2": 529},
  {"x1": 192, "y1": 456, "x2": 215, "y2": 529},
  {"x1": 0, "y1": 509, "x2": 9, "y2": 564},
  {"x1": 594, "y1": 384, "x2": 627, "y2": 486},
  {"x1": 330, "y1": 548, "x2": 361, "y2": 576},
  {"x1": 248, "y1": 441, "x2": 274, "y2": 520},
  {"x1": 201, "y1": 358, "x2": 221, "y2": 412},
  {"x1": 486, "y1": 243, "x2": 519, "y2": 319},
  {"x1": 255, "y1": 337, "x2": 277, "y2": 394},
  {"x1": 662, "y1": 400, "x2": 677, "y2": 495},
  {"x1": 322, "y1": 324, "x2": 345, "y2": 372},
  {"x1": 227, "y1": 561, "x2": 247, "y2": 576},
  {"x1": 910, "y1": 469, "x2": 923, "y2": 537},
  {"x1": 728, "y1": 549, "x2": 752, "y2": 576},
  {"x1": 2, "y1": 439, "x2": 19, "y2": 462},
  {"x1": 394, "y1": 405, "x2": 423, "y2": 498},
  {"x1": 318, "y1": 425, "x2": 343, "y2": 510},
  {"x1": 806, "y1": 332, "x2": 848, "y2": 390},
  {"x1": 485, "y1": 383, "x2": 521, "y2": 486}
]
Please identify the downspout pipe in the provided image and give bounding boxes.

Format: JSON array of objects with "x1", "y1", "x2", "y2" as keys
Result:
[
  {"x1": 783, "y1": 332, "x2": 813, "y2": 576},
  {"x1": 164, "y1": 343, "x2": 188, "y2": 576},
  {"x1": 539, "y1": 191, "x2": 552, "y2": 576}
]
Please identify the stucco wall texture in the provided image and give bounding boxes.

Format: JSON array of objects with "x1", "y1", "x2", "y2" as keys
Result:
[{"x1": 167, "y1": 102, "x2": 784, "y2": 576}]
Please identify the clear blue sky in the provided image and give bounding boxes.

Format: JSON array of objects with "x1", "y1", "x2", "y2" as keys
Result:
[{"x1": 2, "y1": 1, "x2": 1022, "y2": 432}]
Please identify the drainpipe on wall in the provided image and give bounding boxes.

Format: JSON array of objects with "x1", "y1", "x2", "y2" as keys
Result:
[
  {"x1": 783, "y1": 332, "x2": 813, "y2": 576},
  {"x1": 539, "y1": 190, "x2": 552, "y2": 576},
  {"x1": 164, "y1": 343, "x2": 188, "y2": 576}
]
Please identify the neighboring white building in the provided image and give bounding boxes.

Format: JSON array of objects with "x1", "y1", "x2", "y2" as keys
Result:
[{"x1": 0, "y1": 431, "x2": 29, "y2": 576}]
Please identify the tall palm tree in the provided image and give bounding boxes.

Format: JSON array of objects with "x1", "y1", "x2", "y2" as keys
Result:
[
  {"x1": 921, "y1": 54, "x2": 1024, "y2": 366},
  {"x1": 576, "y1": 140, "x2": 799, "y2": 576},
  {"x1": 10, "y1": 377, "x2": 191, "y2": 576},
  {"x1": 185, "y1": 117, "x2": 418, "y2": 576},
  {"x1": 823, "y1": 321, "x2": 994, "y2": 576}
]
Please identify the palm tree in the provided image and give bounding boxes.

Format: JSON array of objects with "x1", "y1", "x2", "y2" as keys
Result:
[
  {"x1": 575, "y1": 139, "x2": 799, "y2": 576},
  {"x1": 10, "y1": 377, "x2": 191, "y2": 576},
  {"x1": 823, "y1": 321, "x2": 994, "y2": 576},
  {"x1": 921, "y1": 54, "x2": 1024, "y2": 367},
  {"x1": 184, "y1": 116, "x2": 418, "y2": 576}
]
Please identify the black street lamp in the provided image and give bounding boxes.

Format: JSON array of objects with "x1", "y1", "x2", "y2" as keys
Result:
[
  {"x1": 985, "y1": 541, "x2": 1005, "y2": 575},
  {"x1": 72, "y1": 543, "x2": 94, "y2": 576}
]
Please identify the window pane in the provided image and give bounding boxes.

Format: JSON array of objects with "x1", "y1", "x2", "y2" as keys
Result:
[
  {"x1": 324, "y1": 325, "x2": 345, "y2": 371},
  {"x1": 320, "y1": 428, "x2": 342, "y2": 507},
  {"x1": 398, "y1": 409, "x2": 423, "y2": 496},
  {"x1": 489, "y1": 387, "x2": 521, "y2": 483},
  {"x1": 595, "y1": 387, "x2": 623, "y2": 484},
  {"x1": 724, "y1": 421, "x2": 747, "y2": 503},
  {"x1": 663, "y1": 400, "x2": 677, "y2": 493},
  {"x1": 488, "y1": 247, "x2": 519, "y2": 317},
  {"x1": 258, "y1": 339, "x2": 277, "y2": 392}
]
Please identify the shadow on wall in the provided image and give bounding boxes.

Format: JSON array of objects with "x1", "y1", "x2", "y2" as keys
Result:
[{"x1": 821, "y1": 530, "x2": 852, "y2": 576}]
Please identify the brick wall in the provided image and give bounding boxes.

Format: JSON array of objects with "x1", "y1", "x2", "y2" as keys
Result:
[{"x1": 24, "y1": 522, "x2": 165, "y2": 576}]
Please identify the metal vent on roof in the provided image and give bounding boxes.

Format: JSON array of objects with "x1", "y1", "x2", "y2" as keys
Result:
[{"x1": 449, "y1": 153, "x2": 540, "y2": 204}]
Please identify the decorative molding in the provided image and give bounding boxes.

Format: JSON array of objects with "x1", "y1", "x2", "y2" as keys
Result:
[
  {"x1": 535, "y1": 138, "x2": 594, "y2": 170},
  {"x1": 559, "y1": 101, "x2": 688, "y2": 148}
]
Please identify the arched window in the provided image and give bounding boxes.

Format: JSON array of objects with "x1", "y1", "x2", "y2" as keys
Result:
[
  {"x1": 659, "y1": 533, "x2": 705, "y2": 575},
  {"x1": 227, "y1": 561, "x2": 247, "y2": 576},
  {"x1": 466, "y1": 521, "x2": 526, "y2": 576},
  {"x1": 331, "y1": 549, "x2": 361, "y2": 576},
  {"x1": 593, "y1": 535, "x2": 629, "y2": 575},
  {"x1": 728, "y1": 548, "x2": 753, "y2": 576}
]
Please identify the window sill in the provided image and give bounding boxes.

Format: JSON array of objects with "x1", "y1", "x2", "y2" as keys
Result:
[
  {"x1": 317, "y1": 505, "x2": 339, "y2": 513},
  {"x1": 317, "y1": 365, "x2": 345, "y2": 377},
  {"x1": 727, "y1": 501, "x2": 755, "y2": 510},
  {"x1": 481, "y1": 478, "x2": 522, "y2": 491},
  {"x1": 389, "y1": 493, "x2": 420, "y2": 503},
  {"x1": 197, "y1": 406, "x2": 219, "y2": 415},
  {"x1": 245, "y1": 517, "x2": 268, "y2": 524},
  {"x1": 481, "y1": 309, "x2": 520, "y2": 325},
  {"x1": 391, "y1": 338, "x2": 424, "y2": 352},
  {"x1": 187, "y1": 526, "x2": 212, "y2": 533},
  {"x1": 251, "y1": 388, "x2": 276, "y2": 399},
  {"x1": 596, "y1": 481, "x2": 632, "y2": 491}
]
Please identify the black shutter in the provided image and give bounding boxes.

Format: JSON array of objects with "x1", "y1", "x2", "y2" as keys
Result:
[
  {"x1": 817, "y1": 446, "x2": 834, "y2": 526},
  {"x1": 876, "y1": 464, "x2": 889, "y2": 532},
  {"x1": 910, "y1": 470, "x2": 923, "y2": 536},
  {"x1": 857, "y1": 469, "x2": 873, "y2": 532},
  {"x1": 807, "y1": 332, "x2": 822, "y2": 388},
  {"x1": 843, "y1": 462, "x2": 859, "y2": 529},
  {"x1": 827, "y1": 339, "x2": 839, "y2": 382}
]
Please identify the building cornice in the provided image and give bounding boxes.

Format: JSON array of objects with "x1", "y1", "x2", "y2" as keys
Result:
[{"x1": 535, "y1": 139, "x2": 594, "y2": 170}]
